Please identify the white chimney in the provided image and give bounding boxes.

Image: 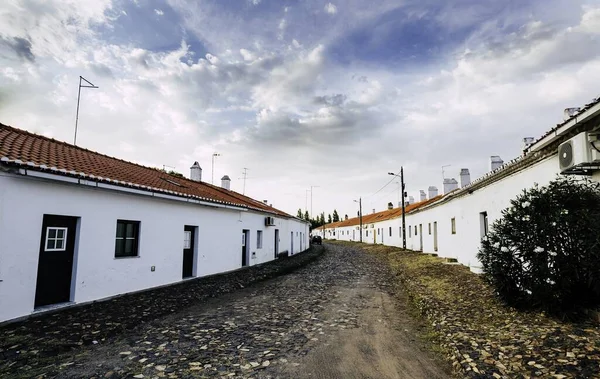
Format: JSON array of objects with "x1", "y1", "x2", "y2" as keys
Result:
[
  {"x1": 522, "y1": 137, "x2": 535, "y2": 153},
  {"x1": 443, "y1": 178, "x2": 458, "y2": 194},
  {"x1": 460, "y1": 169, "x2": 470, "y2": 188},
  {"x1": 564, "y1": 107, "x2": 580, "y2": 121},
  {"x1": 408, "y1": 196, "x2": 415, "y2": 205},
  {"x1": 387, "y1": 202, "x2": 393, "y2": 210},
  {"x1": 221, "y1": 175, "x2": 231, "y2": 190},
  {"x1": 490, "y1": 156, "x2": 504, "y2": 171},
  {"x1": 190, "y1": 161, "x2": 202, "y2": 182},
  {"x1": 419, "y1": 190, "x2": 426, "y2": 202},
  {"x1": 428, "y1": 186, "x2": 438, "y2": 199}
]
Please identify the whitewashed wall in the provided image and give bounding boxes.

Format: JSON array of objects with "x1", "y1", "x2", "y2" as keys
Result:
[{"x1": 0, "y1": 174, "x2": 309, "y2": 323}]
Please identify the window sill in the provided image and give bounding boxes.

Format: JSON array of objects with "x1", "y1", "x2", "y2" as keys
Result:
[{"x1": 114, "y1": 255, "x2": 141, "y2": 260}]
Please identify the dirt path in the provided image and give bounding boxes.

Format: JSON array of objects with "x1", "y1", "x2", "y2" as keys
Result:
[{"x1": 1, "y1": 243, "x2": 450, "y2": 378}]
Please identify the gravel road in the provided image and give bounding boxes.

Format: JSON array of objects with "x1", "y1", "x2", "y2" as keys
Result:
[{"x1": 1, "y1": 243, "x2": 450, "y2": 379}]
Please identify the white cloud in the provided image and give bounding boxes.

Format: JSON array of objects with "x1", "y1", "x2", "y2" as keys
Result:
[
  {"x1": 324, "y1": 3, "x2": 338, "y2": 15},
  {"x1": 154, "y1": 9, "x2": 164, "y2": 16}
]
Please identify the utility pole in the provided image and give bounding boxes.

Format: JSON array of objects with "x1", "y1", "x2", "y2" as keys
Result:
[
  {"x1": 242, "y1": 168, "x2": 249, "y2": 195},
  {"x1": 389, "y1": 168, "x2": 407, "y2": 249},
  {"x1": 354, "y1": 197, "x2": 363, "y2": 243},
  {"x1": 74, "y1": 76, "x2": 98, "y2": 146},
  {"x1": 400, "y1": 167, "x2": 406, "y2": 249},
  {"x1": 305, "y1": 189, "x2": 310, "y2": 215}
]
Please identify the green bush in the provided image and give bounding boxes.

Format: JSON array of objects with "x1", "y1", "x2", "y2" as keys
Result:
[{"x1": 477, "y1": 177, "x2": 600, "y2": 317}]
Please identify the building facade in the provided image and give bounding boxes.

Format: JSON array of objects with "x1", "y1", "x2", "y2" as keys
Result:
[{"x1": 0, "y1": 124, "x2": 309, "y2": 323}]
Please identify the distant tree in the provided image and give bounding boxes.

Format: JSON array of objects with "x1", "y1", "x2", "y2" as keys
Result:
[
  {"x1": 304, "y1": 210, "x2": 310, "y2": 221},
  {"x1": 332, "y1": 209, "x2": 340, "y2": 222},
  {"x1": 320, "y1": 212, "x2": 325, "y2": 225},
  {"x1": 327, "y1": 214, "x2": 332, "y2": 224},
  {"x1": 166, "y1": 170, "x2": 184, "y2": 178},
  {"x1": 297, "y1": 208, "x2": 303, "y2": 218}
]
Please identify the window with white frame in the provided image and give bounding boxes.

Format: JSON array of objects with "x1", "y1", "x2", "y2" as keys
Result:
[
  {"x1": 183, "y1": 230, "x2": 192, "y2": 249},
  {"x1": 428, "y1": 223, "x2": 432, "y2": 235},
  {"x1": 389, "y1": 227, "x2": 392, "y2": 237},
  {"x1": 451, "y1": 217, "x2": 456, "y2": 234},
  {"x1": 257, "y1": 230, "x2": 263, "y2": 248},
  {"x1": 45, "y1": 227, "x2": 68, "y2": 251}
]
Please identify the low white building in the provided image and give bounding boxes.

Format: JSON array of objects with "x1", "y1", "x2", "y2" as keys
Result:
[
  {"x1": 0, "y1": 123, "x2": 309, "y2": 323},
  {"x1": 320, "y1": 96, "x2": 600, "y2": 272}
]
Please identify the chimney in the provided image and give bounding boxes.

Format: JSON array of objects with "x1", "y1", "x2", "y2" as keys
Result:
[
  {"x1": 345, "y1": 215, "x2": 348, "y2": 220},
  {"x1": 490, "y1": 156, "x2": 504, "y2": 171},
  {"x1": 419, "y1": 190, "x2": 426, "y2": 202},
  {"x1": 443, "y1": 178, "x2": 458, "y2": 194},
  {"x1": 387, "y1": 202, "x2": 393, "y2": 210},
  {"x1": 372, "y1": 208, "x2": 376, "y2": 214},
  {"x1": 263, "y1": 200, "x2": 268, "y2": 204},
  {"x1": 408, "y1": 196, "x2": 414, "y2": 205},
  {"x1": 564, "y1": 107, "x2": 580, "y2": 121},
  {"x1": 221, "y1": 175, "x2": 231, "y2": 190},
  {"x1": 522, "y1": 137, "x2": 535, "y2": 153},
  {"x1": 190, "y1": 161, "x2": 202, "y2": 182},
  {"x1": 428, "y1": 186, "x2": 438, "y2": 199},
  {"x1": 460, "y1": 169, "x2": 470, "y2": 188}
]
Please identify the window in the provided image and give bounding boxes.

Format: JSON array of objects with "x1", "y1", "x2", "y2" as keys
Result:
[
  {"x1": 389, "y1": 227, "x2": 392, "y2": 237},
  {"x1": 377, "y1": 228, "x2": 380, "y2": 235},
  {"x1": 428, "y1": 223, "x2": 431, "y2": 235},
  {"x1": 366, "y1": 230, "x2": 369, "y2": 237},
  {"x1": 257, "y1": 230, "x2": 263, "y2": 249},
  {"x1": 399, "y1": 227, "x2": 401, "y2": 236},
  {"x1": 45, "y1": 227, "x2": 67, "y2": 251},
  {"x1": 480, "y1": 212, "x2": 488, "y2": 238},
  {"x1": 414, "y1": 225, "x2": 417, "y2": 235},
  {"x1": 115, "y1": 220, "x2": 140, "y2": 258},
  {"x1": 183, "y1": 230, "x2": 192, "y2": 249},
  {"x1": 451, "y1": 218, "x2": 456, "y2": 234},
  {"x1": 409, "y1": 226, "x2": 411, "y2": 237}
]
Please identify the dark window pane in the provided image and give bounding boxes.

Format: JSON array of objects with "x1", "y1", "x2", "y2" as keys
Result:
[
  {"x1": 115, "y1": 239, "x2": 124, "y2": 257},
  {"x1": 46, "y1": 239, "x2": 56, "y2": 250},
  {"x1": 126, "y1": 223, "x2": 134, "y2": 238},
  {"x1": 48, "y1": 228, "x2": 56, "y2": 239},
  {"x1": 125, "y1": 239, "x2": 134, "y2": 254},
  {"x1": 56, "y1": 229, "x2": 65, "y2": 239},
  {"x1": 56, "y1": 239, "x2": 64, "y2": 250},
  {"x1": 116, "y1": 222, "x2": 125, "y2": 238}
]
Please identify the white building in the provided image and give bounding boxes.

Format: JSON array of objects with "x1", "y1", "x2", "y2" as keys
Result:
[
  {"x1": 319, "y1": 96, "x2": 600, "y2": 272},
  {"x1": 0, "y1": 123, "x2": 309, "y2": 323}
]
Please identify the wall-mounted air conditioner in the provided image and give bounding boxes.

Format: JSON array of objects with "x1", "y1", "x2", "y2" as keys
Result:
[
  {"x1": 265, "y1": 216, "x2": 276, "y2": 226},
  {"x1": 558, "y1": 132, "x2": 600, "y2": 174}
]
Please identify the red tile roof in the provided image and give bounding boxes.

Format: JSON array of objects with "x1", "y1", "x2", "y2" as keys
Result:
[
  {"x1": 0, "y1": 123, "x2": 292, "y2": 217},
  {"x1": 319, "y1": 195, "x2": 445, "y2": 230}
]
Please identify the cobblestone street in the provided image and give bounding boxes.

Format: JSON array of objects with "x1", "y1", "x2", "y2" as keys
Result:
[{"x1": 1, "y1": 244, "x2": 449, "y2": 379}]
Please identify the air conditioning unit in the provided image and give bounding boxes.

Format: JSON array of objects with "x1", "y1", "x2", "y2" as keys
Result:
[
  {"x1": 265, "y1": 216, "x2": 275, "y2": 226},
  {"x1": 558, "y1": 132, "x2": 600, "y2": 174}
]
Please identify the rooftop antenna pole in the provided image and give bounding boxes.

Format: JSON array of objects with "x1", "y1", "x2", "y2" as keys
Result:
[
  {"x1": 74, "y1": 76, "x2": 98, "y2": 146},
  {"x1": 242, "y1": 167, "x2": 249, "y2": 195},
  {"x1": 442, "y1": 164, "x2": 451, "y2": 182},
  {"x1": 211, "y1": 153, "x2": 220, "y2": 184}
]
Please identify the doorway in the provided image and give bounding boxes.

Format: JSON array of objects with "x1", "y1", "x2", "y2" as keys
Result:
[
  {"x1": 242, "y1": 230, "x2": 250, "y2": 267},
  {"x1": 274, "y1": 229, "x2": 279, "y2": 258},
  {"x1": 182, "y1": 225, "x2": 196, "y2": 278},
  {"x1": 419, "y1": 224, "x2": 423, "y2": 251},
  {"x1": 35, "y1": 214, "x2": 78, "y2": 308},
  {"x1": 433, "y1": 221, "x2": 438, "y2": 252}
]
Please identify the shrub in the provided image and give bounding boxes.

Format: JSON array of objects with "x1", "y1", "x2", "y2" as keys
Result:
[{"x1": 477, "y1": 176, "x2": 600, "y2": 317}]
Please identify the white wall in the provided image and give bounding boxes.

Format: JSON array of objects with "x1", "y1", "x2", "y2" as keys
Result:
[{"x1": 0, "y1": 174, "x2": 309, "y2": 323}]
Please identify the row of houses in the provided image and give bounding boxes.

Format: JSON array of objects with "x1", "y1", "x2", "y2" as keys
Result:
[
  {"x1": 0, "y1": 123, "x2": 310, "y2": 323},
  {"x1": 316, "y1": 97, "x2": 600, "y2": 271}
]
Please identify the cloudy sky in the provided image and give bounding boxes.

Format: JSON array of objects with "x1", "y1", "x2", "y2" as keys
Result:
[{"x1": 1, "y1": 0, "x2": 600, "y2": 218}]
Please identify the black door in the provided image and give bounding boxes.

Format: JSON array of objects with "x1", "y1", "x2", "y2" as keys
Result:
[
  {"x1": 182, "y1": 226, "x2": 195, "y2": 278},
  {"x1": 242, "y1": 230, "x2": 249, "y2": 267},
  {"x1": 35, "y1": 215, "x2": 78, "y2": 307}
]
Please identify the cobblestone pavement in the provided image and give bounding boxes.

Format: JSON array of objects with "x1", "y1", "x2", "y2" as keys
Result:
[{"x1": 1, "y1": 243, "x2": 449, "y2": 379}]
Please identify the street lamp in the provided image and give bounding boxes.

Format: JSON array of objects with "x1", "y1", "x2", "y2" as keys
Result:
[
  {"x1": 211, "y1": 153, "x2": 220, "y2": 185},
  {"x1": 353, "y1": 198, "x2": 363, "y2": 243},
  {"x1": 388, "y1": 169, "x2": 406, "y2": 249}
]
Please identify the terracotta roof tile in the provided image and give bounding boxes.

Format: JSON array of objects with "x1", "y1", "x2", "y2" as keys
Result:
[
  {"x1": 0, "y1": 123, "x2": 291, "y2": 217},
  {"x1": 320, "y1": 195, "x2": 444, "y2": 230}
]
